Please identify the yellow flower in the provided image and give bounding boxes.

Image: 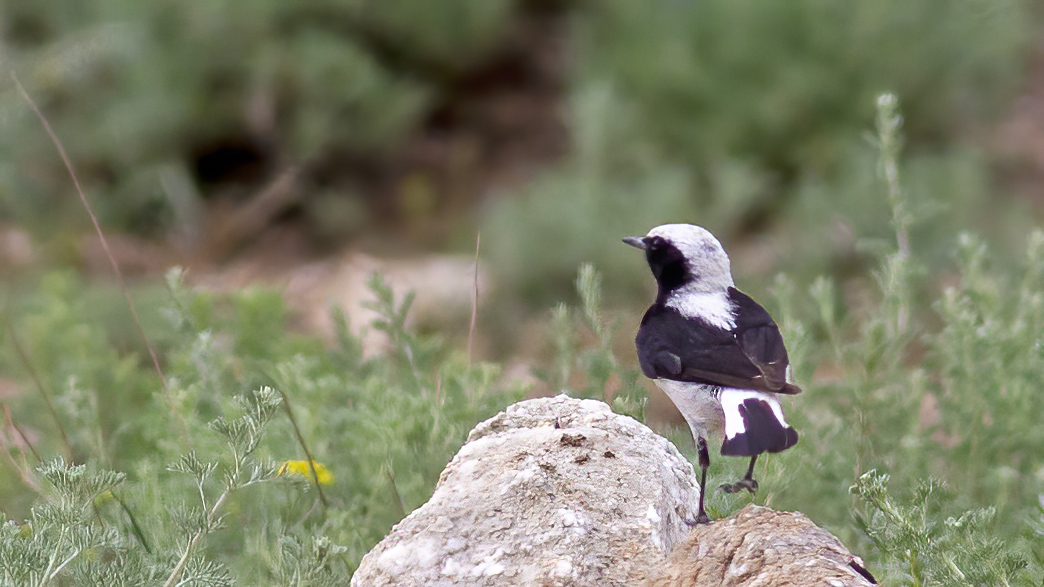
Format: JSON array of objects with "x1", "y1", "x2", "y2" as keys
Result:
[
  {"x1": 93, "y1": 490, "x2": 115, "y2": 506},
  {"x1": 279, "y1": 460, "x2": 334, "y2": 485}
]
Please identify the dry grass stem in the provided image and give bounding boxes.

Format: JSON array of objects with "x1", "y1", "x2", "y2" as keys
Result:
[{"x1": 11, "y1": 73, "x2": 191, "y2": 449}]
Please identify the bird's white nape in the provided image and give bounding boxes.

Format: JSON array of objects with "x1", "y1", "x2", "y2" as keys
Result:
[{"x1": 664, "y1": 290, "x2": 736, "y2": 330}]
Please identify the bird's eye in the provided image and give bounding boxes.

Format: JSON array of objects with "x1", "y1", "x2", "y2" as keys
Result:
[{"x1": 647, "y1": 236, "x2": 665, "y2": 249}]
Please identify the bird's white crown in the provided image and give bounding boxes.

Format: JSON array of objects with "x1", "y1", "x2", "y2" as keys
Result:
[{"x1": 644, "y1": 223, "x2": 734, "y2": 293}]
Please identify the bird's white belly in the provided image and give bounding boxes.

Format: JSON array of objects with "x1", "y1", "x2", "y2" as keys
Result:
[{"x1": 654, "y1": 379, "x2": 724, "y2": 440}]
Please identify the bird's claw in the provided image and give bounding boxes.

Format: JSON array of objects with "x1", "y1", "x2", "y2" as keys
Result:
[
  {"x1": 685, "y1": 511, "x2": 712, "y2": 526},
  {"x1": 718, "y1": 478, "x2": 758, "y2": 494}
]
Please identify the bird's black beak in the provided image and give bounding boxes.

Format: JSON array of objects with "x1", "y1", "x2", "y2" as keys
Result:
[{"x1": 622, "y1": 236, "x2": 647, "y2": 250}]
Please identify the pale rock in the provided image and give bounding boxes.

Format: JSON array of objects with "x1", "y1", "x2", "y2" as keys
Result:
[
  {"x1": 350, "y1": 395, "x2": 701, "y2": 587},
  {"x1": 193, "y1": 251, "x2": 486, "y2": 354},
  {"x1": 283, "y1": 252, "x2": 485, "y2": 354}
]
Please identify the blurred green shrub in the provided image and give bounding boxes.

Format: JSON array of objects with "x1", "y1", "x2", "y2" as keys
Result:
[
  {"x1": 2, "y1": 0, "x2": 1034, "y2": 257},
  {"x1": 579, "y1": 0, "x2": 1028, "y2": 174},
  {"x1": 0, "y1": 0, "x2": 513, "y2": 234},
  {"x1": 483, "y1": 0, "x2": 1033, "y2": 308},
  {"x1": 482, "y1": 85, "x2": 699, "y2": 305}
]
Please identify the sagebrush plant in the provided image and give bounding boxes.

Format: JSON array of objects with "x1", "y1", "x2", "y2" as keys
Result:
[
  {"x1": 852, "y1": 470, "x2": 1028, "y2": 586},
  {"x1": 1, "y1": 271, "x2": 516, "y2": 584},
  {"x1": 763, "y1": 96, "x2": 1044, "y2": 583},
  {"x1": 540, "y1": 263, "x2": 646, "y2": 421}
]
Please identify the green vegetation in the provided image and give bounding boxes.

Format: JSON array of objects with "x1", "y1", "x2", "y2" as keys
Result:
[
  {"x1": 1, "y1": 0, "x2": 513, "y2": 236},
  {"x1": 11, "y1": 183, "x2": 1044, "y2": 582},
  {"x1": 3, "y1": 0, "x2": 1044, "y2": 584},
  {"x1": 2, "y1": 273, "x2": 513, "y2": 584},
  {"x1": 483, "y1": 0, "x2": 1036, "y2": 306},
  {"x1": 750, "y1": 96, "x2": 1044, "y2": 583}
]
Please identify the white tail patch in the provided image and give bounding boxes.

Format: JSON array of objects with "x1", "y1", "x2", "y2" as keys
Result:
[
  {"x1": 719, "y1": 388, "x2": 797, "y2": 456},
  {"x1": 720, "y1": 389, "x2": 785, "y2": 438}
]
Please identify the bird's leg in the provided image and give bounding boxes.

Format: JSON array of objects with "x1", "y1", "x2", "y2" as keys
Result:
[
  {"x1": 691, "y1": 436, "x2": 712, "y2": 524},
  {"x1": 719, "y1": 455, "x2": 759, "y2": 494}
]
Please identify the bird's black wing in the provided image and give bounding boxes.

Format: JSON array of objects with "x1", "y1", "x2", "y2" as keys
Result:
[
  {"x1": 635, "y1": 288, "x2": 801, "y2": 394},
  {"x1": 727, "y1": 288, "x2": 800, "y2": 393}
]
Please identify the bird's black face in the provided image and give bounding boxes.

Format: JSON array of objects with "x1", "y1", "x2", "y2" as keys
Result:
[
  {"x1": 624, "y1": 235, "x2": 692, "y2": 300},
  {"x1": 645, "y1": 237, "x2": 691, "y2": 294}
]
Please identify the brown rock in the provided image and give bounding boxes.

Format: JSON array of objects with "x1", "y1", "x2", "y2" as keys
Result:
[{"x1": 647, "y1": 505, "x2": 876, "y2": 587}]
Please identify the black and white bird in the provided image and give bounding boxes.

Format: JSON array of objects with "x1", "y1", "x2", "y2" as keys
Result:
[{"x1": 624, "y1": 223, "x2": 799, "y2": 524}]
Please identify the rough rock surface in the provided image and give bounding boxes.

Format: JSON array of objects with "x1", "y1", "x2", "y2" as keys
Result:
[
  {"x1": 647, "y1": 505, "x2": 877, "y2": 587},
  {"x1": 350, "y1": 395, "x2": 701, "y2": 587},
  {"x1": 351, "y1": 395, "x2": 877, "y2": 586}
]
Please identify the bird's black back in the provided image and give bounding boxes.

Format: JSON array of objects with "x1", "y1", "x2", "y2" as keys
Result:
[{"x1": 635, "y1": 287, "x2": 800, "y2": 395}]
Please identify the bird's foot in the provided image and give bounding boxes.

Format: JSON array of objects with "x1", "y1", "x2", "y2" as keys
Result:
[
  {"x1": 718, "y1": 477, "x2": 758, "y2": 494},
  {"x1": 684, "y1": 511, "x2": 712, "y2": 526}
]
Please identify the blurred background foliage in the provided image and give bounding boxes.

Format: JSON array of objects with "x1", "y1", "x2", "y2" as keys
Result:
[
  {"x1": 3, "y1": 0, "x2": 1044, "y2": 583},
  {"x1": 2, "y1": 0, "x2": 1038, "y2": 283}
]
